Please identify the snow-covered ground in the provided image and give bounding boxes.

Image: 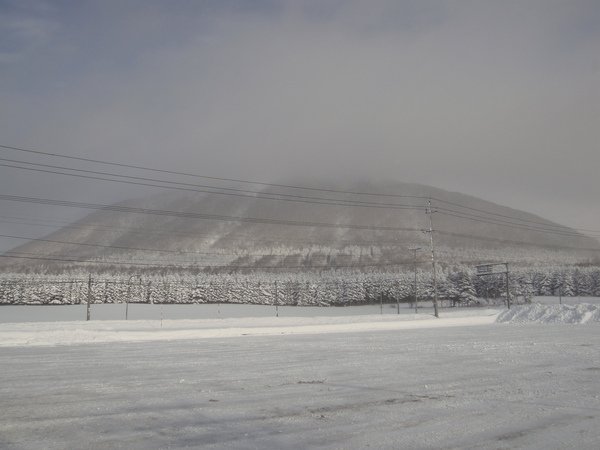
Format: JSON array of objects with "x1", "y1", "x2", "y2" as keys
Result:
[
  {"x1": 535, "y1": 296, "x2": 600, "y2": 306},
  {"x1": 1, "y1": 305, "x2": 599, "y2": 449},
  {"x1": 498, "y1": 303, "x2": 600, "y2": 324},
  {"x1": 0, "y1": 301, "x2": 437, "y2": 323},
  {"x1": 1, "y1": 297, "x2": 598, "y2": 324},
  {"x1": 0, "y1": 309, "x2": 499, "y2": 347}
]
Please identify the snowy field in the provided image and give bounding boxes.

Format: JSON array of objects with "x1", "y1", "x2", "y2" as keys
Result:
[
  {"x1": 0, "y1": 309, "x2": 499, "y2": 347},
  {"x1": 0, "y1": 301, "x2": 453, "y2": 324},
  {"x1": 0, "y1": 303, "x2": 599, "y2": 449},
  {"x1": 1, "y1": 296, "x2": 598, "y2": 324}
]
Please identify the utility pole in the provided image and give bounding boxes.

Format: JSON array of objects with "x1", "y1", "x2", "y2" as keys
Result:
[
  {"x1": 409, "y1": 247, "x2": 421, "y2": 313},
  {"x1": 274, "y1": 281, "x2": 279, "y2": 317},
  {"x1": 86, "y1": 274, "x2": 92, "y2": 321},
  {"x1": 476, "y1": 263, "x2": 510, "y2": 309},
  {"x1": 559, "y1": 282, "x2": 563, "y2": 305},
  {"x1": 424, "y1": 200, "x2": 440, "y2": 318},
  {"x1": 126, "y1": 274, "x2": 140, "y2": 320},
  {"x1": 505, "y1": 263, "x2": 511, "y2": 309}
]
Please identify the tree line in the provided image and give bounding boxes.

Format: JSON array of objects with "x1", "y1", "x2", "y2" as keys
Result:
[{"x1": 1, "y1": 266, "x2": 599, "y2": 306}]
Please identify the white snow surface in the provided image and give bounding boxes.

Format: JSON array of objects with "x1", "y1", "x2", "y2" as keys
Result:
[
  {"x1": 497, "y1": 303, "x2": 600, "y2": 324},
  {"x1": 0, "y1": 309, "x2": 500, "y2": 347},
  {"x1": 1, "y1": 316, "x2": 599, "y2": 449}
]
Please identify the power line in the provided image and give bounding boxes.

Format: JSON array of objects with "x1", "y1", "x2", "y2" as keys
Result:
[
  {"x1": 0, "y1": 158, "x2": 427, "y2": 211},
  {"x1": 3, "y1": 142, "x2": 599, "y2": 234},
  {"x1": 1, "y1": 190, "x2": 595, "y2": 243},
  {"x1": 0, "y1": 216, "x2": 412, "y2": 247},
  {"x1": 2, "y1": 217, "x2": 597, "y2": 261},
  {"x1": 1, "y1": 205, "x2": 597, "y2": 261},
  {"x1": 435, "y1": 229, "x2": 600, "y2": 253},
  {"x1": 0, "y1": 232, "x2": 419, "y2": 258},
  {"x1": 436, "y1": 210, "x2": 599, "y2": 239},
  {"x1": 432, "y1": 198, "x2": 600, "y2": 234},
  {"x1": 0, "y1": 143, "x2": 430, "y2": 199},
  {"x1": 0, "y1": 252, "x2": 201, "y2": 267},
  {"x1": 0, "y1": 161, "x2": 426, "y2": 211},
  {"x1": 0, "y1": 194, "x2": 423, "y2": 233},
  {"x1": 1, "y1": 202, "x2": 597, "y2": 256},
  {"x1": 0, "y1": 252, "x2": 426, "y2": 270},
  {"x1": 435, "y1": 207, "x2": 600, "y2": 237},
  {"x1": 1, "y1": 142, "x2": 598, "y2": 266},
  {"x1": 2, "y1": 250, "x2": 224, "y2": 265},
  {"x1": 0, "y1": 277, "x2": 430, "y2": 286},
  {"x1": 0, "y1": 233, "x2": 298, "y2": 257}
]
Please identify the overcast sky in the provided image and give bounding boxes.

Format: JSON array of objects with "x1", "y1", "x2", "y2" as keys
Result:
[{"x1": 0, "y1": 0, "x2": 599, "y2": 251}]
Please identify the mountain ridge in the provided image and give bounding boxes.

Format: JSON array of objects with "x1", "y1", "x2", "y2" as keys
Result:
[{"x1": 2, "y1": 180, "x2": 599, "y2": 272}]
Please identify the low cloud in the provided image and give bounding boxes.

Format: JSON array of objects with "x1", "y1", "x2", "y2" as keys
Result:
[{"x1": 0, "y1": 0, "x2": 598, "y2": 237}]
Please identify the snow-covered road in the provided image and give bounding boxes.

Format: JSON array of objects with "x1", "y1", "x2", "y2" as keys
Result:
[
  {"x1": 1, "y1": 314, "x2": 599, "y2": 449},
  {"x1": 0, "y1": 309, "x2": 500, "y2": 347}
]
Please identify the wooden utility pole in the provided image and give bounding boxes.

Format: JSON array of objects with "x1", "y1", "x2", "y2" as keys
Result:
[
  {"x1": 409, "y1": 247, "x2": 421, "y2": 313},
  {"x1": 505, "y1": 263, "x2": 511, "y2": 309},
  {"x1": 274, "y1": 281, "x2": 279, "y2": 317},
  {"x1": 425, "y1": 200, "x2": 440, "y2": 318},
  {"x1": 86, "y1": 274, "x2": 92, "y2": 321},
  {"x1": 146, "y1": 281, "x2": 152, "y2": 304},
  {"x1": 559, "y1": 283, "x2": 563, "y2": 305},
  {"x1": 126, "y1": 274, "x2": 139, "y2": 320}
]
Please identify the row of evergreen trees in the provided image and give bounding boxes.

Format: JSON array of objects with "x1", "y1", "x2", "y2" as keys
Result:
[{"x1": 2, "y1": 266, "x2": 598, "y2": 306}]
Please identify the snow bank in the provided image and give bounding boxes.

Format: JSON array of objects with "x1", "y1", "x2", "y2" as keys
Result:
[{"x1": 496, "y1": 303, "x2": 600, "y2": 324}]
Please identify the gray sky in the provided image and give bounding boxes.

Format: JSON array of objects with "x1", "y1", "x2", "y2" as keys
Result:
[{"x1": 0, "y1": 0, "x2": 599, "y2": 251}]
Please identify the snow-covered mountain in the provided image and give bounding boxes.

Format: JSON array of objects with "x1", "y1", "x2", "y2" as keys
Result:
[{"x1": 3, "y1": 181, "x2": 599, "y2": 272}]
